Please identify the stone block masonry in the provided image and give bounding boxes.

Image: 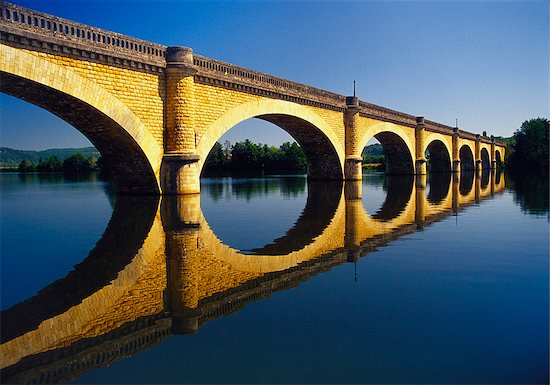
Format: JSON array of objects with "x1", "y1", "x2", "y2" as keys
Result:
[{"x1": 0, "y1": 1, "x2": 506, "y2": 194}]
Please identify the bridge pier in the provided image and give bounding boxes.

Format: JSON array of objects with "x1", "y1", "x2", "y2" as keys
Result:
[
  {"x1": 344, "y1": 97, "x2": 363, "y2": 181},
  {"x1": 415, "y1": 117, "x2": 427, "y2": 175},
  {"x1": 452, "y1": 172, "x2": 460, "y2": 214},
  {"x1": 415, "y1": 174, "x2": 427, "y2": 229},
  {"x1": 161, "y1": 46, "x2": 201, "y2": 195},
  {"x1": 474, "y1": 134, "x2": 482, "y2": 171},
  {"x1": 474, "y1": 169, "x2": 481, "y2": 203},
  {"x1": 452, "y1": 127, "x2": 461, "y2": 173},
  {"x1": 162, "y1": 194, "x2": 202, "y2": 334},
  {"x1": 344, "y1": 180, "x2": 363, "y2": 262}
]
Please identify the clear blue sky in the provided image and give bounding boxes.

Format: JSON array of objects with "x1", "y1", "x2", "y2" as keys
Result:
[{"x1": 0, "y1": 0, "x2": 548, "y2": 150}]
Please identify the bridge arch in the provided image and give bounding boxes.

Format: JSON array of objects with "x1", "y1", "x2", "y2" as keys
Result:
[
  {"x1": 481, "y1": 148, "x2": 490, "y2": 170},
  {"x1": 424, "y1": 137, "x2": 452, "y2": 172},
  {"x1": 459, "y1": 144, "x2": 475, "y2": 171},
  {"x1": 459, "y1": 170, "x2": 475, "y2": 197},
  {"x1": 370, "y1": 175, "x2": 414, "y2": 221},
  {"x1": 357, "y1": 122, "x2": 415, "y2": 175},
  {"x1": 0, "y1": 45, "x2": 162, "y2": 194},
  {"x1": 196, "y1": 99, "x2": 344, "y2": 180},
  {"x1": 426, "y1": 172, "x2": 452, "y2": 204},
  {"x1": 495, "y1": 149, "x2": 503, "y2": 166},
  {"x1": 195, "y1": 189, "x2": 346, "y2": 273}
]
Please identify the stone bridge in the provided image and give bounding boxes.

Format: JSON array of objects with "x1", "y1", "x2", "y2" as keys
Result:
[
  {"x1": 0, "y1": 2, "x2": 505, "y2": 194},
  {"x1": 1, "y1": 171, "x2": 506, "y2": 383}
]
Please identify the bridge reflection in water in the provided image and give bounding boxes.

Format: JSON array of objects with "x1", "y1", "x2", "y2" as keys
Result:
[{"x1": 0, "y1": 170, "x2": 505, "y2": 384}]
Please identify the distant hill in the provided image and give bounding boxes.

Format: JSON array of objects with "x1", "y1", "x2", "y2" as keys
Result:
[
  {"x1": 362, "y1": 143, "x2": 384, "y2": 156},
  {"x1": 0, "y1": 147, "x2": 100, "y2": 168}
]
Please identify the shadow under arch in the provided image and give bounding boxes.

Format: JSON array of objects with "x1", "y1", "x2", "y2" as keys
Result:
[
  {"x1": 371, "y1": 175, "x2": 414, "y2": 221},
  {"x1": 0, "y1": 45, "x2": 162, "y2": 194},
  {"x1": 460, "y1": 144, "x2": 475, "y2": 171},
  {"x1": 0, "y1": 195, "x2": 160, "y2": 344},
  {"x1": 374, "y1": 132, "x2": 415, "y2": 174},
  {"x1": 196, "y1": 100, "x2": 344, "y2": 180},
  {"x1": 427, "y1": 172, "x2": 452, "y2": 204},
  {"x1": 495, "y1": 149, "x2": 503, "y2": 167},
  {"x1": 249, "y1": 180, "x2": 344, "y2": 255},
  {"x1": 425, "y1": 139, "x2": 451, "y2": 172},
  {"x1": 481, "y1": 148, "x2": 491, "y2": 171},
  {"x1": 355, "y1": 122, "x2": 415, "y2": 175}
]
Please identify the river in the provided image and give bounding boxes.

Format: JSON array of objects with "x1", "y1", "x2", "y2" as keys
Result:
[{"x1": 0, "y1": 170, "x2": 548, "y2": 384}]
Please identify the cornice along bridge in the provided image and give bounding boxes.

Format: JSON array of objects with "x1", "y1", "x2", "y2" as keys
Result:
[{"x1": 0, "y1": 1, "x2": 505, "y2": 194}]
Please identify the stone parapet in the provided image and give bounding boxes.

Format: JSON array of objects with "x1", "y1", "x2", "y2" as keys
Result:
[
  {"x1": 359, "y1": 100, "x2": 418, "y2": 127},
  {"x1": 193, "y1": 54, "x2": 347, "y2": 111},
  {"x1": 0, "y1": 1, "x2": 166, "y2": 71},
  {"x1": 424, "y1": 119, "x2": 454, "y2": 135}
]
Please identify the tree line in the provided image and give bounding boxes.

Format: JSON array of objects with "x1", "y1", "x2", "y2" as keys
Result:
[
  {"x1": 499, "y1": 117, "x2": 549, "y2": 170},
  {"x1": 17, "y1": 153, "x2": 100, "y2": 173},
  {"x1": 13, "y1": 118, "x2": 546, "y2": 176},
  {"x1": 203, "y1": 140, "x2": 307, "y2": 175}
]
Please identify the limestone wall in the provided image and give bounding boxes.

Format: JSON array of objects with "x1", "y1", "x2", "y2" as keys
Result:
[{"x1": 19, "y1": 48, "x2": 165, "y2": 145}]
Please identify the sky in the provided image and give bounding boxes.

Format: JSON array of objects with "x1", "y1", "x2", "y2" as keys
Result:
[{"x1": 0, "y1": 0, "x2": 548, "y2": 150}]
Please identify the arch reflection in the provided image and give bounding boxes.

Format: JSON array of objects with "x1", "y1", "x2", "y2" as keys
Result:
[
  {"x1": 426, "y1": 172, "x2": 452, "y2": 204},
  {"x1": 371, "y1": 175, "x2": 414, "y2": 221},
  {"x1": 1, "y1": 172, "x2": 506, "y2": 384},
  {"x1": 250, "y1": 181, "x2": 343, "y2": 255}
]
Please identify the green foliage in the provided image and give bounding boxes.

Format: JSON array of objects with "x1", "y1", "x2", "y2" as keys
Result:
[
  {"x1": 362, "y1": 143, "x2": 384, "y2": 157},
  {"x1": 37, "y1": 156, "x2": 63, "y2": 172},
  {"x1": 277, "y1": 142, "x2": 307, "y2": 171},
  {"x1": 363, "y1": 163, "x2": 386, "y2": 172},
  {"x1": 18, "y1": 159, "x2": 36, "y2": 172},
  {"x1": 508, "y1": 118, "x2": 549, "y2": 169},
  {"x1": 1, "y1": 147, "x2": 99, "y2": 168},
  {"x1": 13, "y1": 153, "x2": 100, "y2": 173},
  {"x1": 202, "y1": 140, "x2": 307, "y2": 175},
  {"x1": 203, "y1": 142, "x2": 229, "y2": 171},
  {"x1": 204, "y1": 141, "x2": 387, "y2": 175},
  {"x1": 63, "y1": 153, "x2": 97, "y2": 172},
  {"x1": 362, "y1": 144, "x2": 385, "y2": 165},
  {"x1": 361, "y1": 144, "x2": 385, "y2": 172},
  {"x1": 363, "y1": 154, "x2": 385, "y2": 164},
  {"x1": 506, "y1": 168, "x2": 549, "y2": 216}
]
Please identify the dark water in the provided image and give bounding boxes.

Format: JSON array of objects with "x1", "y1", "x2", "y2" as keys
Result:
[{"x1": 0, "y1": 171, "x2": 548, "y2": 384}]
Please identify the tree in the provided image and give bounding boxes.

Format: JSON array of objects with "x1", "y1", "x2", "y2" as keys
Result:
[
  {"x1": 508, "y1": 118, "x2": 549, "y2": 169},
  {"x1": 63, "y1": 153, "x2": 92, "y2": 172},
  {"x1": 278, "y1": 142, "x2": 307, "y2": 171},
  {"x1": 203, "y1": 139, "x2": 308, "y2": 175},
  {"x1": 230, "y1": 139, "x2": 263, "y2": 172},
  {"x1": 37, "y1": 156, "x2": 63, "y2": 172},
  {"x1": 203, "y1": 141, "x2": 229, "y2": 172},
  {"x1": 18, "y1": 159, "x2": 36, "y2": 172}
]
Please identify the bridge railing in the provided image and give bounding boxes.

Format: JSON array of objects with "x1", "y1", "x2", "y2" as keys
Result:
[
  {"x1": 0, "y1": 1, "x2": 167, "y2": 66},
  {"x1": 193, "y1": 54, "x2": 347, "y2": 109},
  {"x1": 359, "y1": 100, "x2": 418, "y2": 127},
  {"x1": 359, "y1": 102, "x2": 504, "y2": 146}
]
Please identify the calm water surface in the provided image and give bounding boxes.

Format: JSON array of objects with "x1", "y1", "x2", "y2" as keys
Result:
[{"x1": 0, "y1": 171, "x2": 548, "y2": 384}]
